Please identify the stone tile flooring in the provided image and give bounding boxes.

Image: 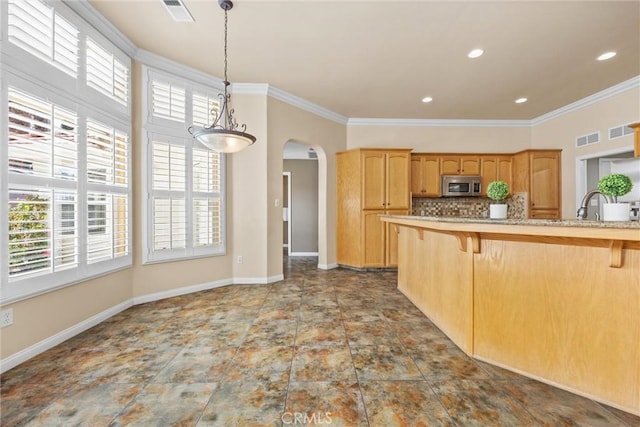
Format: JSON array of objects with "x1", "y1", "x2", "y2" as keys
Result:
[{"x1": 2, "y1": 256, "x2": 639, "y2": 426}]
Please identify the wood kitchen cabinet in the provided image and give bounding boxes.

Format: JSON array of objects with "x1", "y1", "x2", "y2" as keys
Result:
[
  {"x1": 337, "y1": 148, "x2": 411, "y2": 268},
  {"x1": 440, "y1": 155, "x2": 481, "y2": 175},
  {"x1": 630, "y1": 122, "x2": 640, "y2": 157},
  {"x1": 480, "y1": 155, "x2": 512, "y2": 196},
  {"x1": 411, "y1": 154, "x2": 440, "y2": 197},
  {"x1": 512, "y1": 149, "x2": 562, "y2": 219}
]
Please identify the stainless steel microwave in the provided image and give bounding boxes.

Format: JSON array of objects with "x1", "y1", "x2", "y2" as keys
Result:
[{"x1": 441, "y1": 175, "x2": 482, "y2": 197}]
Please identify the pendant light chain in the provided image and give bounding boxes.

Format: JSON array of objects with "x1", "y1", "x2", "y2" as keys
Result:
[
  {"x1": 187, "y1": 0, "x2": 256, "y2": 153},
  {"x1": 224, "y1": 8, "x2": 228, "y2": 85}
]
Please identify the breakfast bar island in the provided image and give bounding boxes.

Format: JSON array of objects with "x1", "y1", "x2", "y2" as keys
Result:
[{"x1": 380, "y1": 215, "x2": 640, "y2": 416}]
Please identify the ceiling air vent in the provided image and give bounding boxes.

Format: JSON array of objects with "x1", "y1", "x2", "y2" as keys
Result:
[
  {"x1": 609, "y1": 124, "x2": 634, "y2": 140},
  {"x1": 162, "y1": 0, "x2": 194, "y2": 22},
  {"x1": 576, "y1": 132, "x2": 599, "y2": 147}
]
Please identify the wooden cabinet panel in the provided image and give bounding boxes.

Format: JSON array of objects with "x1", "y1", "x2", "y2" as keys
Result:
[
  {"x1": 460, "y1": 156, "x2": 481, "y2": 175},
  {"x1": 440, "y1": 156, "x2": 461, "y2": 175},
  {"x1": 510, "y1": 150, "x2": 561, "y2": 219},
  {"x1": 411, "y1": 154, "x2": 440, "y2": 197},
  {"x1": 362, "y1": 152, "x2": 386, "y2": 210},
  {"x1": 337, "y1": 148, "x2": 411, "y2": 268},
  {"x1": 385, "y1": 209, "x2": 408, "y2": 267},
  {"x1": 410, "y1": 157, "x2": 423, "y2": 195},
  {"x1": 440, "y1": 155, "x2": 480, "y2": 175},
  {"x1": 363, "y1": 210, "x2": 385, "y2": 267},
  {"x1": 530, "y1": 152, "x2": 560, "y2": 211},
  {"x1": 386, "y1": 151, "x2": 411, "y2": 209},
  {"x1": 480, "y1": 155, "x2": 512, "y2": 196},
  {"x1": 630, "y1": 123, "x2": 640, "y2": 157},
  {"x1": 497, "y1": 156, "x2": 513, "y2": 186}
]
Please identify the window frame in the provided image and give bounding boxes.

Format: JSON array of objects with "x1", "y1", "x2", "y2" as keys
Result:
[
  {"x1": 142, "y1": 66, "x2": 227, "y2": 264},
  {"x1": 1, "y1": 0, "x2": 132, "y2": 305}
]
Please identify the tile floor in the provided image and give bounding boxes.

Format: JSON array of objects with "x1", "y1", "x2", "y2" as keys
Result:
[{"x1": 1, "y1": 256, "x2": 639, "y2": 426}]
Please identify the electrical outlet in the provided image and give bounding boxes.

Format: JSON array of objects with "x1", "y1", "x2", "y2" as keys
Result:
[
  {"x1": 237, "y1": 255, "x2": 243, "y2": 264},
  {"x1": 1, "y1": 308, "x2": 13, "y2": 327}
]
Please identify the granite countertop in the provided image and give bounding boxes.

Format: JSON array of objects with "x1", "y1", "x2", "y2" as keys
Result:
[{"x1": 395, "y1": 215, "x2": 640, "y2": 229}]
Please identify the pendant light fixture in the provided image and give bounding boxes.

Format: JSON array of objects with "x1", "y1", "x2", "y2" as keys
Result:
[{"x1": 188, "y1": 0, "x2": 256, "y2": 153}]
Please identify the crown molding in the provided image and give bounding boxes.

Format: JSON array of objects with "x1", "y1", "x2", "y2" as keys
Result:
[
  {"x1": 531, "y1": 76, "x2": 640, "y2": 126},
  {"x1": 267, "y1": 86, "x2": 349, "y2": 125},
  {"x1": 62, "y1": 0, "x2": 137, "y2": 57},
  {"x1": 348, "y1": 118, "x2": 531, "y2": 127},
  {"x1": 231, "y1": 83, "x2": 270, "y2": 96},
  {"x1": 56, "y1": 3, "x2": 640, "y2": 130},
  {"x1": 135, "y1": 49, "x2": 225, "y2": 89},
  {"x1": 233, "y1": 84, "x2": 348, "y2": 125}
]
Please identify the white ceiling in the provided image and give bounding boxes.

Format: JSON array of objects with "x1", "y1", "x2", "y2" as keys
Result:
[{"x1": 89, "y1": 0, "x2": 640, "y2": 120}]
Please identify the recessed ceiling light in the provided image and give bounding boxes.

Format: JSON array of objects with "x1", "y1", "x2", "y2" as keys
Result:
[
  {"x1": 422, "y1": 96, "x2": 433, "y2": 103},
  {"x1": 515, "y1": 97, "x2": 528, "y2": 104},
  {"x1": 597, "y1": 51, "x2": 616, "y2": 61},
  {"x1": 468, "y1": 49, "x2": 484, "y2": 59}
]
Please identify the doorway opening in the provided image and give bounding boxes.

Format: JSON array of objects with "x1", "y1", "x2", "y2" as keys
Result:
[
  {"x1": 576, "y1": 148, "x2": 639, "y2": 220},
  {"x1": 283, "y1": 141, "x2": 319, "y2": 257}
]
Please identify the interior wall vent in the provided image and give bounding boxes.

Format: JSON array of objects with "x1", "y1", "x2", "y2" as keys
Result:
[
  {"x1": 308, "y1": 148, "x2": 318, "y2": 159},
  {"x1": 162, "y1": 0, "x2": 194, "y2": 22},
  {"x1": 576, "y1": 132, "x2": 599, "y2": 147},
  {"x1": 609, "y1": 124, "x2": 634, "y2": 140}
]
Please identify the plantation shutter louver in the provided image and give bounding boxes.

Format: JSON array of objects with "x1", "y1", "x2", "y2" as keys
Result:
[
  {"x1": 8, "y1": 89, "x2": 78, "y2": 180},
  {"x1": 152, "y1": 141, "x2": 186, "y2": 250},
  {"x1": 86, "y1": 38, "x2": 129, "y2": 106},
  {"x1": 192, "y1": 148, "x2": 222, "y2": 247},
  {"x1": 7, "y1": 0, "x2": 79, "y2": 78},
  {"x1": 152, "y1": 80, "x2": 186, "y2": 123},
  {"x1": 144, "y1": 68, "x2": 226, "y2": 262},
  {"x1": 192, "y1": 92, "x2": 220, "y2": 127}
]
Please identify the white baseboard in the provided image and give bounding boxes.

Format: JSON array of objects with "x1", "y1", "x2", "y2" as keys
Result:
[
  {"x1": 232, "y1": 274, "x2": 284, "y2": 285},
  {"x1": 0, "y1": 300, "x2": 133, "y2": 374},
  {"x1": 133, "y1": 278, "x2": 233, "y2": 305},
  {"x1": 1, "y1": 271, "x2": 293, "y2": 373},
  {"x1": 268, "y1": 274, "x2": 284, "y2": 283},
  {"x1": 318, "y1": 262, "x2": 338, "y2": 270},
  {"x1": 289, "y1": 252, "x2": 319, "y2": 257}
]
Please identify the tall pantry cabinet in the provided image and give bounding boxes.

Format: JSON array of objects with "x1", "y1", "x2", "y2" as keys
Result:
[
  {"x1": 337, "y1": 148, "x2": 412, "y2": 268},
  {"x1": 512, "y1": 149, "x2": 562, "y2": 219}
]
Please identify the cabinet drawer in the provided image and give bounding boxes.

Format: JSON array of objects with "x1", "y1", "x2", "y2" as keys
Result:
[{"x1": 530, "y1": 209, "x2": 560, "y2": 219}]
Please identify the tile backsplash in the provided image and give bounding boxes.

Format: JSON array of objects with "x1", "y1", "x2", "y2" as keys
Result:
[{"x1": 412, "y1": 192, "x2": 528, "y2": 219}]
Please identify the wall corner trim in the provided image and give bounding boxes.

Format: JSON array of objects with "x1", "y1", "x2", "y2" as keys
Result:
[{"x1": 318, "y1": 263, "x2": 339, "y2": 270}]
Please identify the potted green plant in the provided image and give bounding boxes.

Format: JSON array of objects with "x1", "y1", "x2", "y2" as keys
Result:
[
  {"x1": 598, "y1": 173, "x2": 633, "y2": 221},
  {"x1": 486, "y1": 180, "x2": 510, "y2": 219}
]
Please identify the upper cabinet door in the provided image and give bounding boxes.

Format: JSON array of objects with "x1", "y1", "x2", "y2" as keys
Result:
[
  {"x1": 459, "y1": 156, "x2": 481, "y2": 175},
  {"x1": 362, "y1": 151, "x2": 386, "y2": 209},
  {"x1": 386, "y1": 151, "x2": 411, "y2": 209},
  {"x1": 440, "y1": 155, "x2": 480, "y2": 175},
  {"x1": 440, "y1": 156, "x2": 460, "y2": 175},
  {"x1": 530, "y1": 151, "x2": 560, "y2": 210}
]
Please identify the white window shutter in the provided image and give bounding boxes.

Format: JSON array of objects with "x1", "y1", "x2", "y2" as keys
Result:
[
  {"x1": 87, "y1": 38, "x2": 129, "y2": 106},
  {"x1": 192, "y1": 92, "x2": 220, "y2": 127},
  {"x1": 8, "y1": 0, "x2": 79, "y2": 77},
  {"x1": 152, "y1": 80, "x2": 186, "y2": 123}
]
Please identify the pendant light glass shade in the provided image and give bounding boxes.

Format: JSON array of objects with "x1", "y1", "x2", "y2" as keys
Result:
[
  {"x1": 190, "y1": 127, "x2": 256, "y2": 153},
  {"x1": 188, "y1": 0, "x2": 255, "y2": 153}
]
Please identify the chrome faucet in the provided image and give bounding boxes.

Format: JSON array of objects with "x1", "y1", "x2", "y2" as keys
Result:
[{"x1": 576, "y1": 190, "x2": 614, "y2": 220}]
